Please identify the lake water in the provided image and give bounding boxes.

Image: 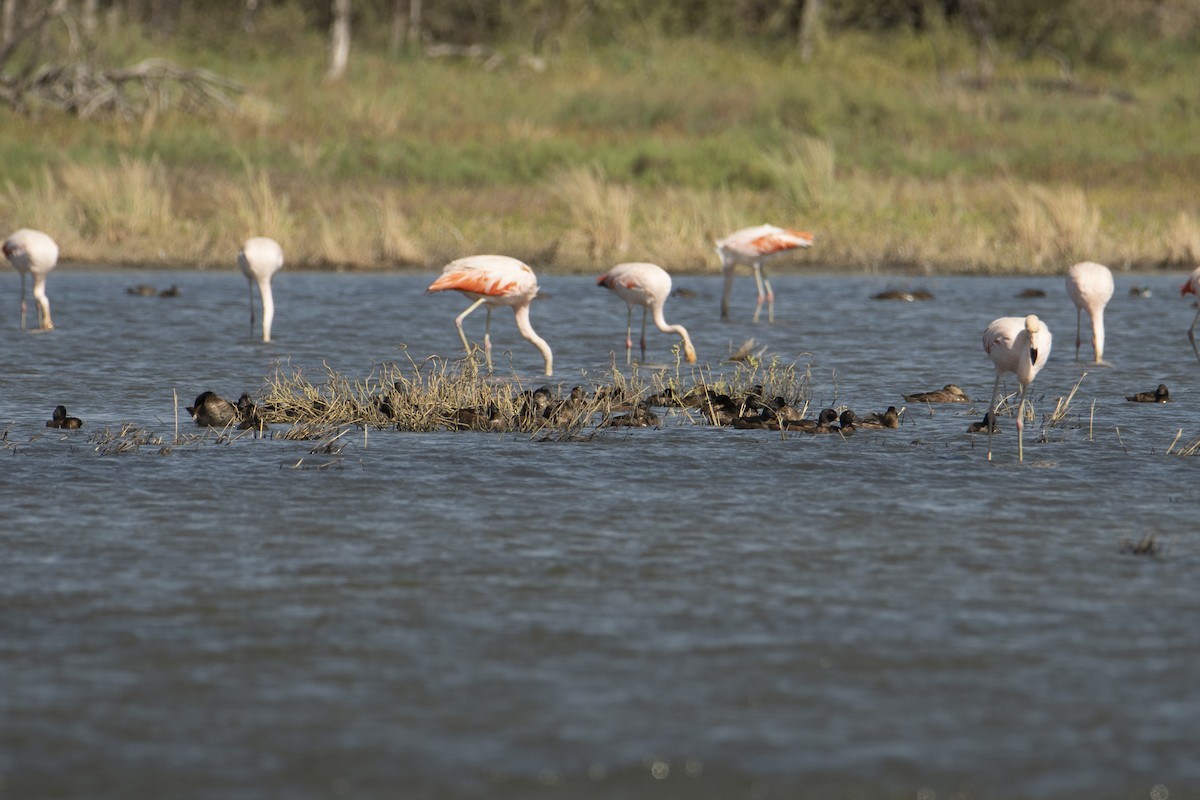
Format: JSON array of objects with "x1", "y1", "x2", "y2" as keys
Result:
[{"x1": 2, "y1": 268, "x2": 1198, "y2": 800}]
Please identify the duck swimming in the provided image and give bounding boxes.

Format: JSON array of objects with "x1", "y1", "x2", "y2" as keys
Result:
[
  {"x1": 187, "y1": 391, "x2": 238, "y2": 428},
  {"x1": 903, "y1": 384, "x2": 970, "y2": 404},
  {"x1": 1126, "y1": 384, "x2": 1171, "y2": 403},
  {"x1": 46, "y1": 405, "x2": 83, "y2": 429}
]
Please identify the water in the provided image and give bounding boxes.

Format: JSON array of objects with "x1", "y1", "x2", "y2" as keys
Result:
[{"x1": 2, "y1": 269, "x2": 1199, "y2": 800}]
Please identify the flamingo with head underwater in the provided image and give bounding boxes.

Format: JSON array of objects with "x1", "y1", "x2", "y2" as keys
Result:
[
  {"x1": 427, "y1": 255, "x2": 553, "y2": 377},
  {"x1": 4, "y1": 228, "x2": 59, "y2": 330},
  {"x1": 238, "y1": 237, "x2": 284, "y2": 342},
  {"x1": 597, "y1": 262, "x2": 697, "y2": 365},
  {"x1": 1065, "y1": 261, "x2": 1114, "y2": 363},
  {"x1": 983, "y1": 314, "x2": 1052, "y2": 462},
  {"x1": 716, "y1": 224, "x2": 814, "y2": 323}
]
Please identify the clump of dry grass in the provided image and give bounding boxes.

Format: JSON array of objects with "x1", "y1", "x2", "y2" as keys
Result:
[
  {"x1": 763, "y1": 135, "x2": 837, "y2": 211},
  {"x1": 1164, "y1": 211, "x2": 1200, "y2": 266},
  {"x1": 90, "y1": 423, "x2": 165, "y2": 455},
  {"x1": 1009, "y1": 183, "x2": 1100, "y2": 268},
  {"x1": 1118, "y1": 534, "x2": 1162, "y2": 556},
  {"x1": 550, "y1": 165, "x2": 633, "y2": 266}
]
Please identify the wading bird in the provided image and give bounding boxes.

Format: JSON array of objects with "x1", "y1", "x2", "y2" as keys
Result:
[
  {"x1": 238, "y1": 237, "x2": 283, "y2": 342},
  {"x1": 4, "y1": 228, "x2": 58, "y2": 330},
  {"x1": 427, "y1": 255, "x2": 553, "y2": 377},
  {"x1": 1180, "y1": 267, "x2": 1200, "y2": 362},
  {"x1": 983, "y1": 315, "x2": 1052, "y2": 462},
  {"x1": 597, "y1": 262, "x2": 697, "y2": 365},
  {"x1": 1065, "y1": 261, "x2": 1114, "y2": 363},
  {"x1": 716, "y1": 224, "x2": 813, "y2": 323}
]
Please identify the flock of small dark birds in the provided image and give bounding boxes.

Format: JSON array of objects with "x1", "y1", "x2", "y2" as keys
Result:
[{"x1": 42, "y1": 376, "x2": 1177, "y2": 435}]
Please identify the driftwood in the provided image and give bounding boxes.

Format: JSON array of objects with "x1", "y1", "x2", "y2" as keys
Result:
[
  {"x1": 1, "y1": 1, "x2": 243, "y2": 118},
  {"x1": 14, "y1": 57, "x2": 245, "y2": 118}
]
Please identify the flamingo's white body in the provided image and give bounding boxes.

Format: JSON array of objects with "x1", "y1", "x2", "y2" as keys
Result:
[
  {"x1": 1179, "y1": 267, "x2": 1200, "y2": 362},
  {"x1": 983, "y1": 315, "x2": 1052, "y2": 462},
  {"x1": 597, "y1": 262, "x2": 697, "y2": 365},
  {"x1": 716, "y1": 224, "x2": 814, "y2": 323},
  {"x1": 238, "y1": 237, "x2": 284, "y2": 342},
  {"x1": 428, "y1": 255, "x2": 553, "y2": 376},
  {"x1": 1065, "y1": 261, "x2": 1114, "y2": 363},
  {"x1": 4, "y1": 228, "x2": 59, "y2": 330}
]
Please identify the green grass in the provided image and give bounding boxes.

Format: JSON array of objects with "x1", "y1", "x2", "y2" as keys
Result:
[{"x1": 3, "y1": 13, "x2": 1200, "y2": 273}]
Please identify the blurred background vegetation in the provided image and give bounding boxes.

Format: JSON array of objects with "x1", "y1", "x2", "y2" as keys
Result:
[{"x1": 2, "y1": 0, "x2": 1199, "y2": 273}]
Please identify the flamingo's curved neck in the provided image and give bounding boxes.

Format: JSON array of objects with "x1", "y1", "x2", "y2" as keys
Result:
[{"x1": 513, "y1": 303, "x2": 553, "y2": 376}]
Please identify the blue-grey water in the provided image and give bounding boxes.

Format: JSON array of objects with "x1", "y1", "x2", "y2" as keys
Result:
[{"x1": 2, "y1": 268, "x2": 1198, "y2": 800}]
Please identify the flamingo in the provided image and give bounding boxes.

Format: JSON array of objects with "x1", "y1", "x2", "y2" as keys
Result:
[
  {"x1": 716, "y1": 224, "x2": 814, "y2": 323},
  {"x1": 4, "y1": 228, "x2": 59, "y2": 330},
  {"x1": 1179, "y1": 267, "x2": 1200, "y2": 362},
  {"x1": 427, "y1": 255, "x2": 553, "y2": 377},
  {"x1": 1065, "y1": 261, "x2": 1114, "y2": 363},
  {"x1": 597, "y1": 262, "x2": 697, "y2": 365},
  {"x1": 237, "y1": 237, "x2": 283, "y2": 342},
  {"x1": 983, "y1": 314, "x2": 1052, "y2": 462}
]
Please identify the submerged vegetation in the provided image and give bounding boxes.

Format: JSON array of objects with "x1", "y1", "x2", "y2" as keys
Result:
[{"x1": 3, "y1": 2, "x2": 1200, "y2": 273}]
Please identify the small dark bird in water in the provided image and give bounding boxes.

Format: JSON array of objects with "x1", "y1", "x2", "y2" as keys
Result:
[
  {"x1": 1016, "y1": 288, "x2": 1046, "y2": 298},
  {"x1": 46, "y1": 405, "x2": 83, "y2": 429},
  {"x1": 903, "y1": 384, "x2": 970, "y2": 404},
  {"x1": 236, "y1": 393, "x2": 269, "y2": 431},
  {"x1": 871, "y1": 289, "x2": 933, "y2": 301},
  {"x1": 836, "y1": 409, "x2": 860, "y2": 433},
  {"x1": 159, "y1": 285, "x2": 180, "y2": 297},
  {"x1": 967, "y1": 411, "x2": 1000, "y2": 434},
  {"x1": 785, "y1": 407, "x2": 839, "y2": 433},
  {"x1": 1128, "y1": 285, "x2": 1151, "y2": 298},
  {"x1": 187, "y1": 391, "x2": 238, "y2": 427},
  {"x1": 451, "y1": 402, "x2": 502, "y2": 431},
  {"x1": 602, "y1": 402, "x2": 659, "y2": 428},
  {"x1": 860, "y1": 406, "x2": 901, "y2": 429},
  {"x1": 1126, "y1": 384, "x2": 1171, "y2": 403}
]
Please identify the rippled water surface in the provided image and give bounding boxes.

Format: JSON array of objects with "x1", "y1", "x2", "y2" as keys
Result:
[{"x1": 3, "y1": 269, "x2": 1199, "y2": 800}]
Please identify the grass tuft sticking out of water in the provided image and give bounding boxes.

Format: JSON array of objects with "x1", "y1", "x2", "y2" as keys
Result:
[{"x1": 253, "y1": 348, "x2": 814, "y2": 438}]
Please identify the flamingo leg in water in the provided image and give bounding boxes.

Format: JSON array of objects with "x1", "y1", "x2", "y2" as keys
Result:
[
  {"x1": 483, "y1": 307, "x2": 494, "y2": 374},
  {"x1": 1017, "y1": 385, "x2": 1028, "y2": 463},
  {"x1": 719, "y1": 263, "x2": 734, "y2": 321},
  {"x1": 763, "y1": 269, "x2": 775, "y2": 323},
  {"x1": 752, "y1": 264, "x2": 766, "y2": 323},
  {"x1": 19, "y1": 272, "x2": 27, "y2": 331},
  {"x1": 1075, "y1": 308, "x2": 1083, "y2": 361},
  {"x1": 639, "y1": 306, "x2": 649, "y2": 363},
  {"x1": 987, "y1": 372, "x2": 1002, "y2": 461},
  {"x1": 454, "y1": 297, "x2": 488, "y2": 367},
  {"x1": 1188, "y1": 307, "x2": 1200, "y2": 363},
  {"x1": 624, "y1": 304, "x2": 633, "y2": 364},
  {"x1": 247, "y1": 280, "x2": 256, "y2": 335}
]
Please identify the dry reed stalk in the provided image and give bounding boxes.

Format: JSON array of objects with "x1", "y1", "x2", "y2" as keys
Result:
[
  {"x1": 1043, "y1": 373, "x2": 1086, "y2": 432},
  {"x1": 763, "y1": 135, "x2": 837, "y2": 210},
  {"x1": 1008, "y1": 183, "x2": 1100, "y2": 267},
  {"x1": 550, "y1": 165, "x2": 632, "y2": 266},
  {"x1": 1165, "y1": 211, "x2": 1200, "y2": 266}
]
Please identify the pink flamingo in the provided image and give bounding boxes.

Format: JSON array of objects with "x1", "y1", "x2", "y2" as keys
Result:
[
  {"x1": 597, "y1": 262, "x2": 697, "y2": 365},
  {"x1": 983, "y1": 315, "x2": 1052, "y2": 462},
  {"x1": 237, "y1": 237, "x2": 284, "y2": 342},
  {"x1": 716, "y1": 224, "x2": 814, "y2": 323},
  {"x1": 1179, "y1": 267, "x2": 1200, "y2": 362},
  {"x1": 4, "y1": 228, "x2": 59, "y2": 330},
  {"x1": 1065, "y1": 261, "x2": 1114, "y2": 363},
  {"x1": 428, "y1": 255, "x2": 553, "y2": 376}
]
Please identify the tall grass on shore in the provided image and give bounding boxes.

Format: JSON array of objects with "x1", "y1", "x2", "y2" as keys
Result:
[{"x1": 4, "y1": 22, "x2": 1200, "y2": 273}]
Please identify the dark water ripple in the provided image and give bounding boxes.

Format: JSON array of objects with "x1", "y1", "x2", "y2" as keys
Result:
[{"x1": 2, "y1": 270, "x2": 1199, "y2": 799}]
